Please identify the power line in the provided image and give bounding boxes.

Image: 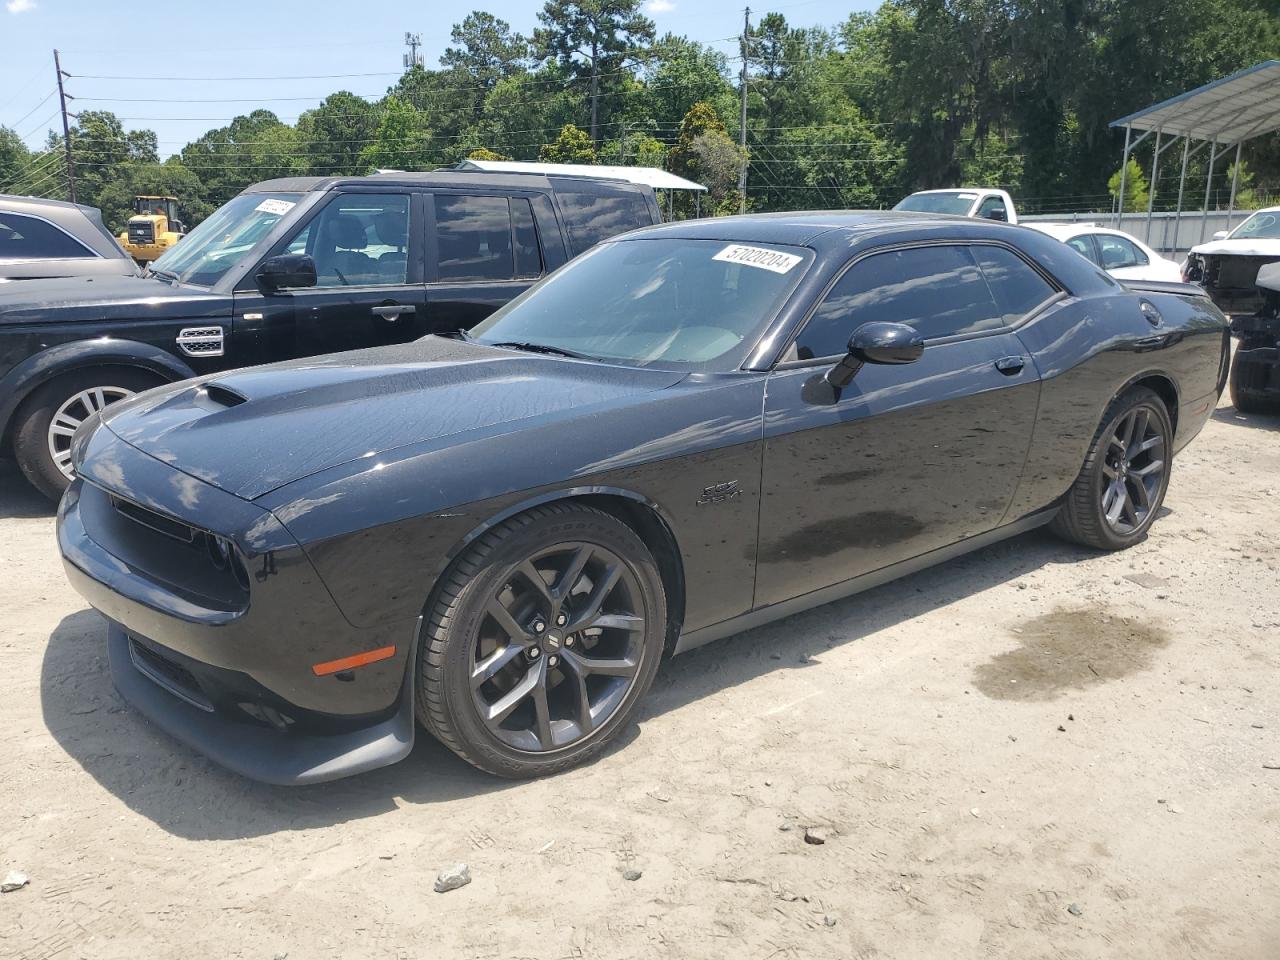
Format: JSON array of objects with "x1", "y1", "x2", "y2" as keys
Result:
[
  {"x1": 8, "y1": 90, "x2": 57, "y2": 131},
  {"x1": 75, "y1": 71, "x2": 405, "y2": 82}
]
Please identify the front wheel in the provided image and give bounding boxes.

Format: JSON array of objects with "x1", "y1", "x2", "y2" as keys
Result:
[
  {"x1": 12, "y1": 368, "x2": 161, "y2": 502},
  {"x1": 417, "y1": 503, "x2": 667, "y2": 778},
  {"x1": 1050, "y1": 386, "x2": 1172, "y2": 551}
]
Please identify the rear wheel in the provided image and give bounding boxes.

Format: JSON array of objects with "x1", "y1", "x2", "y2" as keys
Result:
[
  {"x1": 12, "y1": 368, "x2": 161, "y2": 502},
  {"x1": 1229, "y1": 342, "x2": 1280, "y2": 415},
  {"x1": 417, "y1": 503, "x2": 667, "y2": 778},
  {"x1": 1050, "y1": 386, "x2": 1172, "y2": 551}
]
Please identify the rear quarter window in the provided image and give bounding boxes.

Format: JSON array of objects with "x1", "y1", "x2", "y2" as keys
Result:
[
  {"x1": 972, "y1": 245, "x2": 1057, "y2": 323},
  {"x1": 553, "y1": 183, "x2": 654, "y2": 255},
  {"x1": 0, "y1": 213, "x2": 95, "y2": 261}
]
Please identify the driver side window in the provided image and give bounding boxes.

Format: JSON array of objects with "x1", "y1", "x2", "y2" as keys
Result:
[{"x1": 286, "y1": 194, "x2": 410, "y2": 287}]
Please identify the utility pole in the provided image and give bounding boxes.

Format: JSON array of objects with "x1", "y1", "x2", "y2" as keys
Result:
[
  {"x1": 403, "y1": 32, "x2": 423, "y2": 71},
  {"x1": 737, "y1": 8, "x2": 751, "y2": 214},
  {"x1": 53, "y1": 49, "x2": 76, "y2": 203}
]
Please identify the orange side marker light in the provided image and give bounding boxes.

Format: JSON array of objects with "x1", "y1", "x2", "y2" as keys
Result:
[{"x1": 311, "y1": 645, "x2": 397, "y2": 677}]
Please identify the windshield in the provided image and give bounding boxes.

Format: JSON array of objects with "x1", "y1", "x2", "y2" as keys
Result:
[
  {"x1": 148, "y1": 192, "x2": 302, "y2": 286},
  {"x1": 470, "y1": 238, "x2": 812, "y2": 368},
  {"x1": 1229, "y1": 210, "x2": 1280, "y2": 241},
  {"x1": 893, "y1": 191, "x2": 979, "y2": 215}
]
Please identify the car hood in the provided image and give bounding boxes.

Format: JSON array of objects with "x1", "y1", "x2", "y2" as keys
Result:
[
  {"x1": 1188, "y1": 238, "x2": 1280, "y2": 258},
  {"x1": 99, "y1": 337, "x2": 687, "y2": 500},
  {"x1": 0, "y1": 273, "x2": 228, "y2": 325}
]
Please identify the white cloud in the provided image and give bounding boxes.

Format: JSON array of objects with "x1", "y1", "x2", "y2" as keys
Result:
[
  {"x1": 6, "y1": 0, "x2": 37, "y2": 13},
  {"x1": 646, "y1": 0, "x2": 675, "y2": 12}
]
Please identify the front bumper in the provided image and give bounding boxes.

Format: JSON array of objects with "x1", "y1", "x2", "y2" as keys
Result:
[
  {"x1": 1233, "y1": 345, "x2": 1280, "y2": 398},
  {"x1": 105, "y1": 621, "x2": 415, "y2": 785},
  {"x1": 56, "y1": 425, "x2": 420, "y2": 784}
]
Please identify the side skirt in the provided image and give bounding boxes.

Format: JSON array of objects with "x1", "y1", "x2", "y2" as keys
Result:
[{"x1": 673, "y1": 508, "x2": 1058, "y2": 655}]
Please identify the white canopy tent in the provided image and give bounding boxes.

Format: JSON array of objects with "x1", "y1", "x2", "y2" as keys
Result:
[
  {"x1": 454, "y1": 160, "x2": 708, "y2": 217},
  {"x1": 1109, "y1": 60, "x2": 1280, "y2": 243}
]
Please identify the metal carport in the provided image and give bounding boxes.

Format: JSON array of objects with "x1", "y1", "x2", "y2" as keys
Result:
[{"x1": 1109, "y1": 60, "x2": 1280, "y2": 244}]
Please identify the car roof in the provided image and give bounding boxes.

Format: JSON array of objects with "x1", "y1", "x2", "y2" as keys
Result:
[
  {"x1": 0, "y1": 193, "x2": 100, "y2": 217},
  {"x1": 242, "y1": 170, "x2": 651, "y2": 195},
  {"x1": 613, "y1": 209, "x2": 1007, "y2": 248}
]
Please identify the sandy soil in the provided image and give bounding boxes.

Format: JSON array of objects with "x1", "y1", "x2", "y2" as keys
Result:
[{"x1": 1, "y1": 397, "x2": 1277, "y2": 960}]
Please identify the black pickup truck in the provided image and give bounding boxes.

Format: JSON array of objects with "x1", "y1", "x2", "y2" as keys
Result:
[{"x1": 0, "y1": 171, "x2": 661, "y2": 499}]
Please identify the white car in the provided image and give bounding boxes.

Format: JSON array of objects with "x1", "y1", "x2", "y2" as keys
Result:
[
  {"x1": 1183, "y1": 206, "x2": 1280, "y2": 316},
  {"x1": 1025, "y1": 222, "x2": 1183, "y2": 283},
  {"x1": 893, "y1": 188, "x2": 1018, "y2": 224}
]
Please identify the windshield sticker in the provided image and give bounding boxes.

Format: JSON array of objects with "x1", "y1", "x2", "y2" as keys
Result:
[
  {"x1": 254, "y1": 198, "x2": 296, "y2": 216},
  {"x1": 713, "y1": 244, "x2": 803, "y2": 274}
]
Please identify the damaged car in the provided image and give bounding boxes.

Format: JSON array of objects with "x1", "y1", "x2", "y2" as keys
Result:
[{"x1": 1183, "y1": 206, "x2": 1280, "y2": 317}]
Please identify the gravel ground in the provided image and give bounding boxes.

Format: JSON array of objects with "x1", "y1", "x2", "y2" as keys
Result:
[{"x1": 1, "y1": 396, "x2": 1277, "y2": 960}]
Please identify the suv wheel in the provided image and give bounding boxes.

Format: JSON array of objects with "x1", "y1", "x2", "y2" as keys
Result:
[
  {"x1": 12, "y1": 368, "x2": 161, "y2": 501},
  {"x1": 417, "y1": 503, "x2": 667, "y2": 778},
  {"x1": 1229, "y1": 340, "x2": 1280, "y2": 415}
]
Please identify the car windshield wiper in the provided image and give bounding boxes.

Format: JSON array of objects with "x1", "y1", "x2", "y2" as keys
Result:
[
  {"x1": 487, "y1": 340, "x2": 594, "y2": 360},
  {"x1": 146, "y1": 267, "x2": 179, "y2": 283}
]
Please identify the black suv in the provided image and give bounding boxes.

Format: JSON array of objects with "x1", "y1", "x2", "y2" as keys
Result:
[{"x1": 0, "y1": 171, "x2": 661, "y2": 499}]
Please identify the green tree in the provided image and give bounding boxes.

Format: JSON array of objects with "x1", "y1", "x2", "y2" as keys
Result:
[
  {"x1": 180, "y1": 110, "x2": 306, "y2": 206},
  {"x1": 535, "y1": 0, "x2": 655, "y2": 143},
  {"x1": 443, "y1": 12, "x2": 530, "y2": 87},
  {"x1": 540, "y1": 123, "x2": 598, "y2": 163},
  {"x1": 360, "y1": 96, "x2": 432, "y2": 171},
  {"x1": 0, "y1": 126, "x2": 32, "y2": 192},
  {"x1": 1226, "y1": 160, "x2": 1261, "y2": 209},
  {"x1": 467, "y1": 147, "x2": 511, "y2": 161},
  {"x1": 296, "y1": 92, "x2": 379, "y2": 176},
  {"x1": 94, "y1": 159, "x2": 212, "y2": 232},
  {"x1": 1109, "y1": 157, "x2": 1150, "y2": 212}
]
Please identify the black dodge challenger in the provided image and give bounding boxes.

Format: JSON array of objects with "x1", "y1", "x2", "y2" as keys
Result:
[{"x1": 57, "y1": 212, "x2": 1230, "y2": 784}]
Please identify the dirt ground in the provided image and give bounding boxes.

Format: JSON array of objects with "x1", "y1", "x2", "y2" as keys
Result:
[{"x1": 1, "y1": 396, "x2": 1277, "y2": 960}]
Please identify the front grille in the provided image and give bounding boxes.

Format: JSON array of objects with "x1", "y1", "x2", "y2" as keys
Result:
[
  {"x1": 129, "y1": 637, "x2": 214, "y2": 712},
  {"x1": 128, "y1": 221, "x2": 155, "y2": 244},
  {"x1": 110, "y1": 495, "x2": 195, "y2": 542}
]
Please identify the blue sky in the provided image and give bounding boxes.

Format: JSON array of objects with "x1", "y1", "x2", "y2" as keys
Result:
[{"x1": 1, "y1": 0, "x2": 875, "y2": 157}]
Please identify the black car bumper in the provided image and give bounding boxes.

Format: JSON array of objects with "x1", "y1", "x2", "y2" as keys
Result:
[
  {"x1": 1233, "y1": 345, "x2": 1280, "y2": 399},
  {"x1": 56, "y1": 426, "x2": 421, "y2": 785},
  {"x1": 104, "y1": 621, "x2": 415, "y2": 785}
]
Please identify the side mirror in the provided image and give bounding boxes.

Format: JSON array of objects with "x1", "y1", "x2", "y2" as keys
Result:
[
  {"x1": 983, "y1": 207, "x2": 1008, "y2": 222},
  {"x1": 825, "y1": 322, "x2": 925, "y2": 388},
  {"x1": 257, "y1": 254, "x2": 316, "y2": 291},
  {"x1": 1211, "y1": 230, "x2": 1229, "y2": 241}
]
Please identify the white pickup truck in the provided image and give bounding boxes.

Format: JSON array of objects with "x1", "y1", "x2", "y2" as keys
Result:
[{"x1": 892, "y1": 188, "x2": 1018, "y2": 224}]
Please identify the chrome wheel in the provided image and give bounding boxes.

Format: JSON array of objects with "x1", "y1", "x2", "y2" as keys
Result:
[
  {"x1": 46, "y1": 385, "x2": 134, "y2": 478},
  {"x1": 1101, "y1": 403, "x2": 1166, "y2": 535},
  {"x1": 470, "y1": 542, "x2": 646, "y2": 753}
]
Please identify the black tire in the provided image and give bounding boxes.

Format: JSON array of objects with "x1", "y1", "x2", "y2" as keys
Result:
[
  {"x1": 417, "y1": 503, "x2": 667, "y2": 778},
  {"x1": 1229, "y1": 347, "x2": 1280, "y2": 415},
  {"x1": 12, "y1": 367, "x2": 162, "y2": 502},
  {"x1": 1050, "y1": 386, "x2": 1173, "y2": 551}
]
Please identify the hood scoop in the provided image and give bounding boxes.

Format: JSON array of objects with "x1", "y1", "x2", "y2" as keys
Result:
[{"x1": 199, "y1": 382, "x2": 249, "y2": 409}]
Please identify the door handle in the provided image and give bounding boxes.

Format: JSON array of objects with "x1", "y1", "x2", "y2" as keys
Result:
[
  {"x1": 994, "y1": 356, "x2": 1026, "y2": 375},
  {"x1": 371, "y1": 304, "x2": 416, "y2": 320}
]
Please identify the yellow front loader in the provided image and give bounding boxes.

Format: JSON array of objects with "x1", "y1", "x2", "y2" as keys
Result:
[{"x1": 118, "y1": 196, "x2": 186, "y2": 263}]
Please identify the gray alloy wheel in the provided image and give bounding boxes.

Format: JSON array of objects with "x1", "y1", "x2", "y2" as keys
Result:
[
  {"x1": 46, "y1": 384, "x2": 137, "y2": 479},
  {"x1": 1099, "y1": 404, "x2": 1166, "y2": 536},
  {"x1": 1050, "y1": 385, "x2": 1172, "y2": 551},
  {"x1": 13, "y1": 367, "x2": 161, "y2": 503},
  {"x1": 418, "y1": 503, "x2": 667, "y2": 778}
]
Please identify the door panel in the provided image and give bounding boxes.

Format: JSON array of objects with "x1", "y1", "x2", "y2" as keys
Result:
[{"x1": 755, "y1": 334, "x2": 1039, "y2": 607}]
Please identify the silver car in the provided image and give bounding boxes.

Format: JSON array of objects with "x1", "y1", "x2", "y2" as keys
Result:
[{"x1": 0, "y1": 195, "x2": 138, "y2": 281}]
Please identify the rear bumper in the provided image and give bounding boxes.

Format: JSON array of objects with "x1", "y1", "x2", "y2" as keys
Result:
[{"x1": 106, "y1": 621, "x2": 416, "y2": 785}]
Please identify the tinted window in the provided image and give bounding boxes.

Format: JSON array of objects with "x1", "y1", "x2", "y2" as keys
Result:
[
  {"x1": 893, "y1": 192, "x2": 978, "y2": 215},
  {"x1": 435, "y1": 195, "x2": 514, "y2": 282},
  {"x1": 1095, "y1": 234, "x2": 1147, "y2": 270},
  {"x1": 471, "y1": 239, "x2": 810, "y2": 367},
  {"x1": 287, "y1": 193, "x2": 408, "y2": 288},
  {"x1": 1066, "y1": 235, "x2": 1098, "y2": 264},
  {"x1": 512, "y1": 198, "x2": 542, "y2": 279},
  {"x1": 0, "y1": 213, "x2": 93, "y2": 260},
  {"x1": 972, "y1": 245, "x2": 1055, "y2": 322},
  {"x1": 554, "y1": 184, "x2": 652, "y2": 255},
  {"x1": 796, "y1": 245, "x2": 1000, "y2": 359}
]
